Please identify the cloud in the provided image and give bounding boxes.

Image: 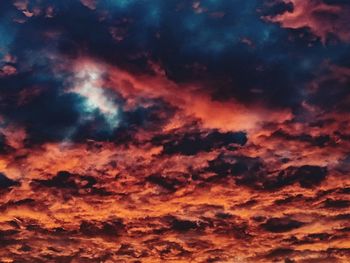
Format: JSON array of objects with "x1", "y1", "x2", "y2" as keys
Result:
[
  {"x1": 79, "y1": 219, "x2": 125, "y2": 237},
  {"x1": 169, "y1": 217, "x2": 203, "y2": 232},
  {"x1": 71, "y1": 61, "x2": 120, "y2": 129},
  {"x1": 0, "y1": 1, "x2": 349, "y2": 262},
  {"x1": 153, "y1": 130, "x2": 247, "y2": 156},
  {"x1": 147, "y1": 172, "x2": 189, "y2": 192},
  {"x1": 0, "y1": 173, "x2": 19, "y2": 189},
  {"x1": 323, "y1": 198, "x2": 350, "y2": 209},
  {"x1": 271, "y1": 129, "x2": 331, "y2": 147},
  {"x1": 32, "y1": 171, "x2": 111, "y2": 197},
  {"x1": 261, "y1": 217, "x2": 305, "y2": 232},
  {"x1": 265, "y1": 0, "x2": 350, "y2": 44},
  {"x1": 262, "y1": 165, "x2": 328, "y2": 189}
]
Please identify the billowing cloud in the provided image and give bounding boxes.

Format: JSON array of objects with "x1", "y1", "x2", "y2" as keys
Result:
[{"x1": 266, "y1": 0, "x2": 350, "y2": 44}]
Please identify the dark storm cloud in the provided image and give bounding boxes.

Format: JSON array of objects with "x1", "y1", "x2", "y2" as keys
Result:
[
  {"x1": 153, "y1": 130, "x2": 247, "y2": 156},
  {"x1": 0, "y1": 1, "x2": 172, "y2": 144},
  {"x1": 122, "y1": 101, "x2": 176, "y2": 130},
  {"x1": 2, "y1": 0, "x2": 346, "y2": 108},
  {"x1": 323, "y1": 199, "x2": 350, "y2": 209},
  {"x1": 266, "y1": 247, "x2": 294, "y2": 259},
  {"x1": 0, "y1": 0, "x2": 349, "y2": 145},
  {"x1": 261, "y1": 165, "x2": 328, "y2": 190},
  {"x1": 0, "y1": 229, "x2": 19, "y2": 247},
  {"x1": 271, "y1": 129, "x2": 331, "y2": 147},
  {"x1": 34, "y1": 171, "x2": 87, "y2": 189},
  {"x1": 0, "y1": 173, "x2": 20, "y2": 189},
  {"x1": 0, "y1": 133, "x2": 13, "y2": 154},
  {"x1": 289, "y1": 233, "x2": 335, "y2": 246},
  {"x1": 146, "y1": 172, "x2": 189, "y2": 192},
  {"x1": 0, "y1": 198, "x2": 35, "y2": 213},
  {"x1": 0, "y1": 73, "x2": 82, "y2": 144},
  {"x1": 143, "y1": 238, "x2": 191, "y2": 258},
  {"x1": 338, "y1": 187, "x2": 350, "y2": 194},
  {"x1": 274, "y1": 194, "x2": 308, "y2": 206},
  {"x1": 79, "y1": 219, "x2": 125, "y2": 238},
  {"x1": 0, "y1": 65, "x2": 173, "y2": 144},
  {"x1": 169, "y1": 217, "x2": 203, "y2": 232},
  {"x1": 205, "y1": 154, "x2": 263, "y2": 182},
  {"x1": 261, "y1": 217, "x2": 305, "y2": 233},
  {"x1": 307, "y1": 65, "x2": 350, "y2": 112},
  {"x1": 32, "y1": 171, "x2": 111, "y2": 196},
  {"x1": 204, "y1": 154, "x2": 328, "y2": 190}
]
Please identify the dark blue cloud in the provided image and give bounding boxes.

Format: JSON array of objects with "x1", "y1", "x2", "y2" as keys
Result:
[{"x1": 0, "y1": 0, "x2": 349, "y2": 144}]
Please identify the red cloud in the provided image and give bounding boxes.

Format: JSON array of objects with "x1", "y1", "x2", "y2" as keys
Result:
[
  {"x1": 103, "y1": 60, "x2": 292, "y2": 132},
  {"x1": 265, "y1": 0, "x2": 350, "y2": 44}
]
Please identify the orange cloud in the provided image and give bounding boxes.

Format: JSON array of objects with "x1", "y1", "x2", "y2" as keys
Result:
[
  {"x1": 103, "y1": 60, "x2": 292, "y2": 132},
  {"x1": 265, "y1": 0, "x2": 350, "y2": 44}
]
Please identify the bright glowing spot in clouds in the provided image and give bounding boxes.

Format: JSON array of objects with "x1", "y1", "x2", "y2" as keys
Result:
[{"x1": 73, "y1": 63, "x2": 120, "y2": 128}]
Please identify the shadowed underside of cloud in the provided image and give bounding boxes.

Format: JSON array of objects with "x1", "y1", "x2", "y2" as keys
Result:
[
  {"x1": 0, "y1": 173, "x2": 19, "y2": 189},
  {"x1": 205, "y1": 154, "x2": 328, "y2": 190},
  {"x1": 0, "y1": 0, "x2": 349, "y2": 262},
  {"x1": 261, "y1": 217, "x2": 305, "y2": 233},
  {"x1": 153, "y1": 130, "x2": 247, "y2": 156}
]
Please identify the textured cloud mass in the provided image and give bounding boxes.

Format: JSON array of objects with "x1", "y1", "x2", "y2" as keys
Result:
[
  {"x1": 266, "y1": 0, "x2": 350, "y2": 44},
  {"x1": 0, "y1": 0, "x2": 350, "y2": 262}
]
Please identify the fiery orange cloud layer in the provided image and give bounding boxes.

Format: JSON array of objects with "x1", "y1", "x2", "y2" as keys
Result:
[
  {"x1": 1, "y1": 114, "x2": 349, "y2": 262},
  {"x1": 1, "y1": 0, "x2": 350, "y2": 260},
  {"x1": 0, "y1": 59, "x2": 349, "y2": 262}
]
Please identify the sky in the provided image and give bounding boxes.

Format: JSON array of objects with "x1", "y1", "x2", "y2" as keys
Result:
[{"x1": 0, "y1": 0, "x2": 350, "y2": 262}]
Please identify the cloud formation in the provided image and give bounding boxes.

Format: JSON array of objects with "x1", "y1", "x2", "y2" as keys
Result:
[{"x1": 0, "y1": 0, "x2": 349, "y2": 262}]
